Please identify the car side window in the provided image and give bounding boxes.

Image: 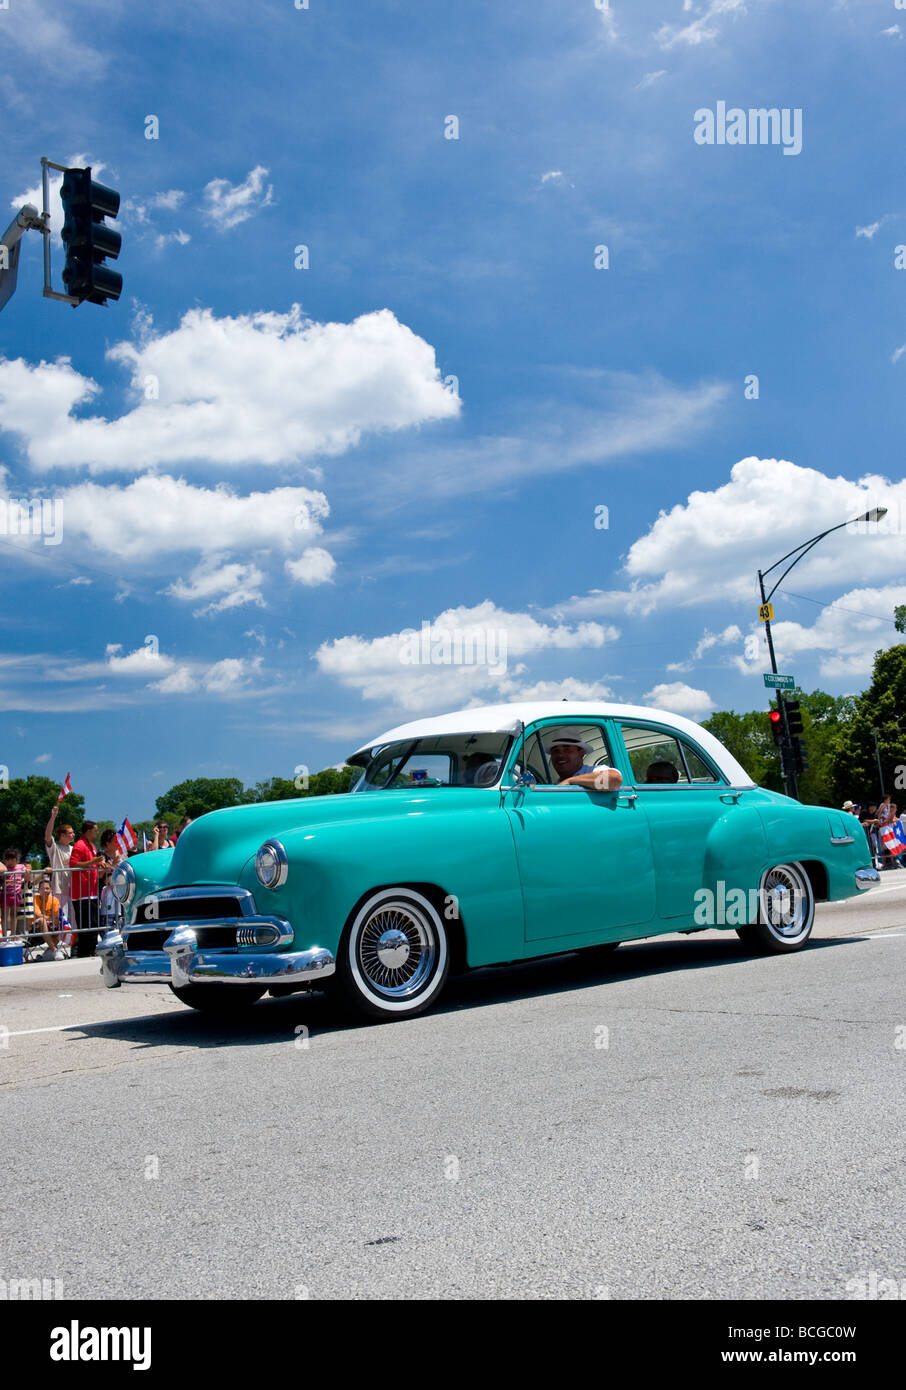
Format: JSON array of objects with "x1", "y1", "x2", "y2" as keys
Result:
[
  {"x1": 521, "y1": 732, "x2": 552, "y2": 785},
  {"x1": 518, "y1": 723, "x2": 614, "y2": 785},
  {"x1": 619, "y1": 723, "x2": 720, "y2": 785},
  {"x1": 680, "y1": 741, "x2": 719, "y2": 785}
]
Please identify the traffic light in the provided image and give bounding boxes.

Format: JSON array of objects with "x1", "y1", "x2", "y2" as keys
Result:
[
  {"x1": 60, "y1": 166, "x2": 122, "y2": 305},
  {"x1": 769, "y1": 708, "x2": 785, "y2": 747},
  {"x1": 791, "y1": 736, "x2": 808, "y2": 777},
  {"x1": 785, "y1": 700, "x2": 804, "y2": 736}
]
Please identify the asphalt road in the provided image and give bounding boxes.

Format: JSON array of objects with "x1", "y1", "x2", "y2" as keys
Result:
[{"x1": 2, "y1": 880, "x2": 905, "y2": 1300}]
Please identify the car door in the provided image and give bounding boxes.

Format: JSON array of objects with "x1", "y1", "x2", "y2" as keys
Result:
[
  {"x1": 612, "y1": 719, "x2": 749, "y2": 921},
  {"x1": 503, "y1": 719, "x2": 656, "y2": 944}
]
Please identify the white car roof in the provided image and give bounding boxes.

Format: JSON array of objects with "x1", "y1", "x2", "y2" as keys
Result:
[{"x1": 351, "y1": 700, "x2": 756, "y2": 787}]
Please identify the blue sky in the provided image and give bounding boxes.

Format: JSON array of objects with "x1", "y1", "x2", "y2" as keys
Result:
[{"x1": 1, "y1": 0, "x2": 905, "y2": 821}]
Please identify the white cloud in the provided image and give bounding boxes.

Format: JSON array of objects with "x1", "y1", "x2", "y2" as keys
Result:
[
  {"x1": 202, "y1": 166, "x2": 274, "y2": 230},
  {"x1": 643, "y1": 681, "x2": 715, "y2": 720},
  {"x1": 169, "y1": 559, "x2": 268, "y2": 615},
  {"x1": 0, "y1": 4, "x2": 106, "y2": 79},
  {"x1": 636, "y1": 71, "x2": 668, "y2": 89},
  {"x1": 42, "y1": 474, "x2": 332, "y2": 566},
  {"x1": 153, "y1": 229, "x2": 191, "y2": 251},
  {"x1": 729, "y1": 584, "x2": 906, "y2": 681},
  {"x1": 107, "y1": 645, "x2": 175, "y2": 678},
  {"x1": 667, "y1": 623, "x2": 743, "y2": 671},
  {"x1": 892, "y1": 345, "x2": 906, "y2": 364},
  {"x1": 315, "y1": 601, "x2": 618, "y2": 711},
  {"x1": 149, "y1": 190, "x2": 185, "y2": 211},
  {"x1": 286, "y1": 548, "x2": 337, "y2": 586},
  {"x1": 656, "y1": 0, "x2": 747, "y2": 49},
  {"x1": 203, "y1": 657, "x2": 262, "y2": 692},
  {"x1": 597, "y1": 1, "x2": 618, "y2": 43},
  {"x1": 498, "y1": 677, "x2": 616, "y2": 701},
  {"x1": 617, "y1": 457, "x2": 906, "y2": 610},
  {"x1": 34, "y1": 752, "x2": 52, "y2": 763},
  {"x1": 881, "y1": 25, "x2": 901, "y2": 39},
  {"x1": 0, "y1": 305, "x2": 460, "y2": 473},
  {"x1": 150, "y1": 667, "x2": 197, "y2": 695},
  {"x1": 376, "y1": 373, "x2": 728, "y2": 502},
  {"x1": 855, "y1": 221, "x2": 882, "y2": 238}
]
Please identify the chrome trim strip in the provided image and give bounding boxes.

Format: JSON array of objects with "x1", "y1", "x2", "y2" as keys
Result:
[
  {"x1": 131, "y1": 885, "x2": 258, "y2": 922},
  {"x1": 256, "y1": 838, "x2": 289, "y2": 889},
  {"x1": 98, "y1": 925, "x2": 336, "y2": 989},
  {"x1": 97, "y1": 931, "x2": 171, "y2": 986},
  {"x1": 855, "y1": 867, "x2": 880, "y2": 891},
  {"x1": 171, "y1": 945, "x2": 336, "y2": 988},
  {"x1": 830, "y1": 835, "x2": 855, "y2": 845},
  {"x1": 126, "y1": 913, "x2": 293, "y2": 947}
]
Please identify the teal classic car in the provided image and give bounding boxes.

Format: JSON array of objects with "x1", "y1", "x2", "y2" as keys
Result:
[{"x1": 98, "y1": 701, "x2": 879, "y2": 1021}]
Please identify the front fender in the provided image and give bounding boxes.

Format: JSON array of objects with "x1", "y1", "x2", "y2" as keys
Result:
[{"x1": 239, "y1": 800, "x2": 525, "y2": 967}]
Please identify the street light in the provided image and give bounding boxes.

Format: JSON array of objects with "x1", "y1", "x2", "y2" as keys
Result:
[{"x1": 756, "y1": 507, "x2": 888, "y2": 800}]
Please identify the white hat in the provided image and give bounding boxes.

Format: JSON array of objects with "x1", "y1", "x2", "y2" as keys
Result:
[
  {"x1": 546, "y1": 728, "x2": 592, "y2": 754},
  {"x1": 842, "y1": 800, "x2": 855, "y2": 810}
]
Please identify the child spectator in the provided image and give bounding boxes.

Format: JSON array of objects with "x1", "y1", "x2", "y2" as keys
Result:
[{"x1": 1, "y1": 848, "x2": 30, "y2": 936}]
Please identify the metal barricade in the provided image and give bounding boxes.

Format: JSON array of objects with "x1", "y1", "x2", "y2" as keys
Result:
[{"x1": 0, "y1": 859, "x2": 127, "y2": 955}]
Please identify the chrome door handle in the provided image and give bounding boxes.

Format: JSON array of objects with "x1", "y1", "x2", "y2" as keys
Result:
[
  {"x1": 618, "y1": 793, "x2": 638, "y2": 805},
  {"x1": 720, "y1": 792, "x2": 741, "y2": 804}
]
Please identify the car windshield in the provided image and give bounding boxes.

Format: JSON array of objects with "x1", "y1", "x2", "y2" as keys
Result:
[{"x1": 354, "y1": 732, "x2": 515, "y2": 790}]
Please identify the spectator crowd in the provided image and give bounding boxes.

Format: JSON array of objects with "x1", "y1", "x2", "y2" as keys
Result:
[
  {"x1": 841, "y1": 794, "x2": 906, "y2": 871},
  {"x1": 0, "y1": 808, "x2": 192, "y2": 957}
]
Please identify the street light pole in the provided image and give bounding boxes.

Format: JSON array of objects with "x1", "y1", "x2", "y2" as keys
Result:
[
  {"x1": 756, "y1": 507, "x2": 887, "y2": 804},
  {"x1": 757, "y1": 566, "x2": 795, "y2": 798}
]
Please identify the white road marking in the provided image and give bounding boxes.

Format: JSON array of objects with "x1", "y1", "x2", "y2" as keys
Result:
[{"x1": 5, "y1": 1012, "x2": 178, "y2": 1038}]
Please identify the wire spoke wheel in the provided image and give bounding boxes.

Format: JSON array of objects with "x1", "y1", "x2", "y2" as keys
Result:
[
  {"x1": 343, "y1": 888, "x2": 449, "y2": 1018},
  {"x1": 358, "y1": 904, "x2": 435, "y2": 998},
  {"x1": 737, "y1": 861, "x2": 814, "y2": 953},
  {"x1": 759, "y1": 864, "x2": 808, "y2": 938}
]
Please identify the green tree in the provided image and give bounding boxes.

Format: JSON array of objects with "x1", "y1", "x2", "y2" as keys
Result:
[
  {"x1": 247, "y1": 766, "x2": 358, "y2": 803},
  {"x1": 825, "y1": 645, "x2": 906, "y2": 806},
  {"x1": 894, "y1": 604, "x2": 906, "y2": 635},
  {"x1": 0, "y1": 777, "x2": 85, "y2": 861},
  {"x1": 700, "y1": 709, "x2": 775, "y2": 787},
  {"x1": 154, "y1": 777, "x2": 246, "y2": 822}
]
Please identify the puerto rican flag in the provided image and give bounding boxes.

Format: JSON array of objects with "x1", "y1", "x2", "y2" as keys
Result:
[
  {"x1": 57, "y1": 773, "x2": 72, "y2": 802},
  {"x1": 879, "y1": 822, "x2": 906, "y2": 857},
  {"x1": 116, "y1": 818, "x2": 137, "y2": 855}
]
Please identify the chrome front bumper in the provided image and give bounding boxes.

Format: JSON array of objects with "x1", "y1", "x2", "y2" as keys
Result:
[
  {"x1": 855, "y1": 867, "x2": 881, "y2": 891},
  {"x1": 97, "y1": 924, "x2": 336, "y2": 990}
]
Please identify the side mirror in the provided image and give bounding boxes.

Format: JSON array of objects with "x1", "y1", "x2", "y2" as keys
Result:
[{"x1": 501, "y1": 768, "x2": 537, "y2": 791}]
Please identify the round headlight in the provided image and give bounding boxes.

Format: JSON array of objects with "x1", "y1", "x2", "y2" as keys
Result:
[
  {"x1": 255, "y1": 839, "x2": 288, "y2": 890},
  {"x1": 110, "y1": 860, "x2": 136, "y2": 906}
]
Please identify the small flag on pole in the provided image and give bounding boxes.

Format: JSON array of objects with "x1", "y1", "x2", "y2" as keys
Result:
[
  {"x1": 116, "y1": 818, "x2": 137, "y2": 855},
  {"x1": 58, "y1": 773, "x2": 72, "y2": 802},
  {"x1": 142, "y1": 831, "x2": 149, "y2": 851},
  {"x1": 880, "y1": 822, "x2": 906, "y2": 857}
]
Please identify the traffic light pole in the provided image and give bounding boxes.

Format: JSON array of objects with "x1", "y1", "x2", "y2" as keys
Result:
[
  {"x1": 0, "y1": 204, "x2": 46, "y2": 312},
  {"x1": 758, "y1": 567, "x2": 799, "y2": 801},
  {"x1": 41, "y1": 157, "x2": 80, "y2": 304}
]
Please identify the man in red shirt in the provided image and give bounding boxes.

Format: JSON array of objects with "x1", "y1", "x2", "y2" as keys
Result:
[{"x1": 69, "y1": 821, "x2": 105, "y2": 958}]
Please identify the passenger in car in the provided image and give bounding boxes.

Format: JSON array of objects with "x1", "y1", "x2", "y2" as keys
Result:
[
  {"x1": 645, "y1": 760, "x2": 680, "y2": 783},
  {"x1": 461, "y1": 753, "x2": 498, "y2": 785},
  {"x1": 546, "y1": 732, "x2": 622, "y2": 791}
]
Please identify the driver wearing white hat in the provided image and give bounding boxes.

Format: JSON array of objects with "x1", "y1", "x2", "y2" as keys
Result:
[{"x1": 545, "y1": 729, "x2": 622, "y2": 792}]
